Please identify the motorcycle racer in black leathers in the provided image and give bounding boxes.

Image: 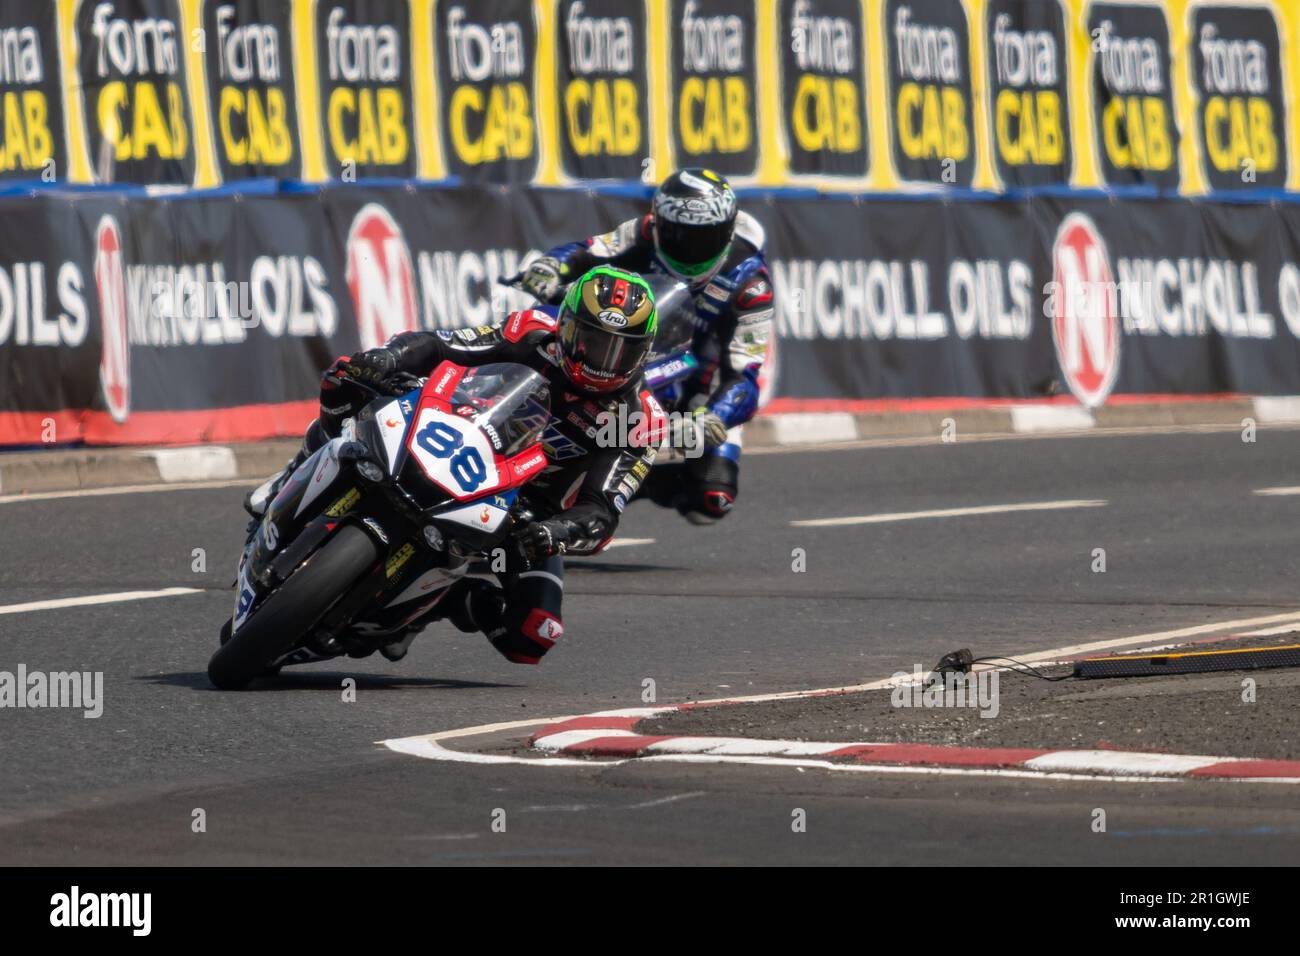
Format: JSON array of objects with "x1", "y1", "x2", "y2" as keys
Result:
[
  {"x1": 248, "y1": 267, "x2": 664, "y2": 666},
  {"x1": 517, "y1": 168, "x2": 773, "y2": 524}
]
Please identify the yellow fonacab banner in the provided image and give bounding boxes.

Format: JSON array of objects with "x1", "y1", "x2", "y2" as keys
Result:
[{"x1": 42, "y1": 0, "x2": 1296, "y2": 194}]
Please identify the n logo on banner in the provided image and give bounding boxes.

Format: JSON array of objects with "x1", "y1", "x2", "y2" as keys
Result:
[
  {"x1": 1051, "y1": 213, "x2": 1119, "y2": 408},
  {"x1": 94, "y1": 215, "x2": 130, "y2": 423},
  {"x1": 345, "y1": 203, "x2": 418, "y2": 350}
]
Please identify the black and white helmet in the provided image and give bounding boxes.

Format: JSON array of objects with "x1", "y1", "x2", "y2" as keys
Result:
[{"x1": 651, "y1": 168, "x2": 738, "y2": 283}]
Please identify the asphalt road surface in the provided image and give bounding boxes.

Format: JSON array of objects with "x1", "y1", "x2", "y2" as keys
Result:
[{"x1": 3, "y1": 427, "x2": 1300, "y2": 865}]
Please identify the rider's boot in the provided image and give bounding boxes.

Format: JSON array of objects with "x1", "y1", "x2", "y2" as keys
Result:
[
  {"x1": 425, "y1": 577, "x2": 508, "y2": 637},
  {"x1": 243, "y1": 420, "x2": 329, "y2": 520},
  {"x1": 446, "y1": 578, "x2": 508, "y2": 632},
  {"x1": 681, "y1": 449, "x2": 738, "y2": 525},
  {"x1": 377, "y1": 578, "x2": 506, "y2": 661}
]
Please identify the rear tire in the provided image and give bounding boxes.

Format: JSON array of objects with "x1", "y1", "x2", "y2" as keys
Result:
[{"x1": 207, "y1": 524, "x2": 379, "y2": 690}]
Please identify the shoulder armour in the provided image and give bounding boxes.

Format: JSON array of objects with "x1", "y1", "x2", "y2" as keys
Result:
[{"x1": 734, "y1": 210, "x2": 765, "y2": 254}]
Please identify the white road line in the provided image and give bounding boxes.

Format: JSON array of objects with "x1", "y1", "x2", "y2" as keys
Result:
[
  {"x1": 383, "y1": 735, "x2": 597, "y2": 767},
  {"x1": 645, "y1": 737, "x2": 849, "y2": 757},
  {"x1": 791, "y1": 499, "x2": 1107, "y2": 527},
  {"x1": 603, "y1": 538, "x2": 655, "y2": 548},
  {"x1": 1253, "y1": 486, "x2": 1300, "y2": 496},
  {"x1": 997, "y1": 611, "x2": 1300, "y2": 666},
  {"x1": 0, "y1": 587, "x2": 203, "y2": 616},
  {"x1": 638, "y1": 753, "x2": 1298, "y2": 784},
  {"x1": 0, "y1": 479, "x2": 256, "y2": 506},
  {"x1": 1239, "y1": 624, "x2": 1300, "y2": 637},
  {"x1": 621, "y1": 791, "x2": 708, "y2": 810},
  {"x1": 532, "y1": 729, "x2": 637, "y2": 750},
  {"x1": 537, "y1": 611, "x2": 1300, "y2": 712},
  {"x1": 572, "y1": 707, "x2": 675, "y2": 719}
]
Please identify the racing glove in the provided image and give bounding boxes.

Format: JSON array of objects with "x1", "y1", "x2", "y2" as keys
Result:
[
  {"x1": 342, "y1": 347, "x2": 397, "y2": 387},
  {"x1": 519, "y1": 256, "x2": 566, "y2": 303},
  {"x1": 693, "y1": 408, "x2": 729, "y2": 448},
  {"x1": 671, "y1": 407, "x2": 729, "y2": 453},
  {"x1": 516, "y1": 519, "x2": 572, "y2": 564}
]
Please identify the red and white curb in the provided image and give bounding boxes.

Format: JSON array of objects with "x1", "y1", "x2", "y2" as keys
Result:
[
  {"x1": 381, "y1": 610, "x2": 1300, "y2": 785},
  {"x1": 527, "y1": 711, "x2": 1300, "y2": 782}
]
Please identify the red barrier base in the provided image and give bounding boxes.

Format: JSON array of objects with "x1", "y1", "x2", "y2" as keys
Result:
[
  {"x1": 0, "y1": 401, "x2": 318, "y2": 448},
  {"x1": 760, "y1": 393, "x2": 1248, "y2": 414}
]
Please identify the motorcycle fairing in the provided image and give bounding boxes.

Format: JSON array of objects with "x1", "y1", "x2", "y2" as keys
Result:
[
  {"x1": 233, "y1": 439, "x2": 364, "y2": 634},
  {"x1": 372, "y1": 394, "x2": 417, "y2": 476},
  {"x1": 435, "y1": 491, "x2": 517, "y2": 535},
  {"x1": 404, "y1": 362, "x2": 547, "y2": 502},
  {"x1": 644, "y1": 351, "x2": 698, "y2": 390}
]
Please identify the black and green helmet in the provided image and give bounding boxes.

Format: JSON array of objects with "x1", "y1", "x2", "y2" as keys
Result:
[
  {"x1": 651, "y1": 168, "x2": 738, "y2": 282},
  {"x1": 556, "y1": 266, "x2": 657, "y2": 394}
]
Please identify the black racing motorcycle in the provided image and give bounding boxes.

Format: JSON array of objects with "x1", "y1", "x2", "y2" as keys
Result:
[{"x1": 208, "y1": 360, "x2": 553, "y2": 689}]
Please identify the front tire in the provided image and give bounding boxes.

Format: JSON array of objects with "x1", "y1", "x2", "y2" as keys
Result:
[{"x1": 207, "y1": 524, "x2": 379, "y2": 690}]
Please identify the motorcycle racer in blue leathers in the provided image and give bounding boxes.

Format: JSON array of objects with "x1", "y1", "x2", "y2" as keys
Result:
[{"x1": 517, "y1": 168, "x2": 774, "y2": 523}]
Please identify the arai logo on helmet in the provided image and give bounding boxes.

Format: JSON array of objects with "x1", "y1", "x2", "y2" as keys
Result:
[
  {"x1": 94, "y1": 215, "x2": 130, "y2": 424},
  {"x1": 597, "y1": 309, "x2": 629, "y2": 328},
  {"x1": 1050, "y1": 213, "x2": 1120, "y2": 409},
  {"x1": 345, "y1": 203, "x2": 418, "y2": 351}
]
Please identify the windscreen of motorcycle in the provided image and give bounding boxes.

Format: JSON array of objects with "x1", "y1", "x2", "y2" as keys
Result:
[
  {"x1": 642, "y1": 274, "x2": 695, "y2": 361},
  {"x1": 450, "y1": 364, "x2": 552, "y2": 458}
]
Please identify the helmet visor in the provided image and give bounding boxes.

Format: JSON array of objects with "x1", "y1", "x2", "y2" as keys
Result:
[
  {"x1": 560, "y1": 315, "x2": 652, "y2": 392},
  {"x1": 654, "y1": 218, "x2": 734, "y2": 277}
]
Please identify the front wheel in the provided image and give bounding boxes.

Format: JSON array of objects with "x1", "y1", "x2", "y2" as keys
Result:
[{"x1": 207, "y1": 524, "x2": 379, "y2": 690}]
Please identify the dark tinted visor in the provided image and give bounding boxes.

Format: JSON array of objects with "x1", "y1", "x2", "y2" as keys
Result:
[
  {"x1": 655, "y1": 218, "x2": 734, "y2": 273},
  {"x1": 562, "y1": 317, "x2": 652, "y2": 388}
]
